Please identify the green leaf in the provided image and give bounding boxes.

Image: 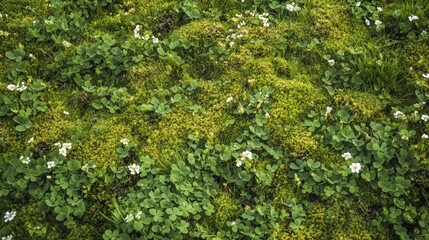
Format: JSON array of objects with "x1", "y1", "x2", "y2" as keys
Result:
[
  {"x1": 5, "y1": 51, "x2": 15, "y2": 60},
  {"x1": 16, "y1": 125, "x2": 27, "y2": 132}
]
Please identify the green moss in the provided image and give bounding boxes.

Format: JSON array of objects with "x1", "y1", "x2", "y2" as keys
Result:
[
  {"x1": 269, "y1": 128, "x2": 318, "y2": 159},
  {"x1": 308, "y1": 1, "x2": 369, "y2": 51},
  {"x1": 269, "y1": 79, "x2": 327, "y2": 126},
  {"x1": 333, "y1": 90, "x2": 385, "y2": 119},
  {"x1": 140, "y1": 105, "x2": 226, "y2": 168},
  {"x1": 127, "y1": 62, "x2": 172, "y2": 99},
  {"x1": 211, "y1": 192, "x2": 242, "y2": 229},
  {"x1": 72, "y1": 117, "x2": 133, "y2": 166},
  {"x1": 175, "y1": 19, "x2": 225, "y2": 42}
]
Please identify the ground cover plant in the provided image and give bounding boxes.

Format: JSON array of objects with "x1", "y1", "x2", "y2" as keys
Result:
[{"x1": 1, "y1": 0, "x2": 429, "y2": 239}]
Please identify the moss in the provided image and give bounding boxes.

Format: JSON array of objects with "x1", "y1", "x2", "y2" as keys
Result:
[
  {"x1": 127, "y1": 62, "x2": 173, "y2": 99},
  {"x1": 404, "y1": 42, "x2": 429, "y2": 89},
  {"x1": 276, "y1": 198, "x2": 390, "y2": 239},
  {"x1": 140, "y1": 105, "x2": 226, "y2": 168},
  {"x1": 332, "y1": 90, "x2": 385, "y2": 119},
  {"x1": 269, "y1": 128, "x2": 318, "y2": 159},
  {"x1": 308, "y1": 1, "x2": 369, "y2": 51},
  {"x1": 269, "y1": 79, "x2": 327, "y2": 126},
  {"x1": 175, "y1": 19, "x2": 225, "y2": 42},
  {"x1": 72, "y1": 117, "x2": 133, "y2": 166},
  {"x1": 28, "y1": 90, "x2": 82, "y2": 152},
  {"x1": 211, "y1": 192, "x2": 242, "y2": 229}
]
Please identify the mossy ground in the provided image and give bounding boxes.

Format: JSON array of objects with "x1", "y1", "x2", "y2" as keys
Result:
[{"x1": 1, "y1": 0, "x2": 428, "y2": 239}]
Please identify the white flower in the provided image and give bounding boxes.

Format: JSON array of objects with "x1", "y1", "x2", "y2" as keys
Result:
[
  {"x1": 7, "y1": 84, "x2": 16, "y2": 91},
  {"x1": 62, "y1": 143, "x2": 72, "y2": 150},
  {"x1": 120, "y1": 138, "x2": 129, "y2": 145},
  {"x1": 240, "y1": 150, "x2": 253, "y2": 160},
  {"x1": 62, "y1": 40, "x2": 72, "y2": 47},
  {"x1": 226, "y1": 96, "x2": 233, "y2": 103},
  {"x1": 152, "y1": 37, "x2": 159, "y2": 44},
  {"x1": 16, "y1": 82, "x2": 27, "y2": 92},
  {"x1": 365, "y1": 18, "x2": 370, "y2": 26},
  {"x1": 248, "y1": 78, "x2": 255, "y2": 83},
  {"x1": 265, "y1": 112, "x2": 270, "y2": 118},
  {"x1": 236, "y1": 159, "x2": 242, "y2": 167},
  {"x1": 128, "y1": 164, "x2": 140, "y2": 175},
  {"x1": 135, "y1": 211, "x2": 142, "y2": 220},
  {"x1": 423, "y1": 73, "x2": 429, "y2": 78},
  {"x1": 63, "y1": 111, "x2": 69, "y2": 115},
  {"x1": 377, "y1": 7, "x2": 382, "y2": 12},
  {"x1": 326, "y1": 106, "x2": 333, "y2": 114},
  {"x1": 124, "y1": 214, "x2": 134, "y2": 223},
  {"x1": 349, "y1": 162, "x2": 361, "y2": 173},
  {"x1": 229, "y1": 41, "x2": 235, "y2": 48},
  {"x1": 29, "y1": 53, "x2": 34, "y2": 59},
  {"x1": 59, "y1": 147, "x2": 67, "y2": 156},
  {"x1": 355, "y1": 2, "x2": 361, "y2": 7},
  {"x1": 422, "y1": 134, "x2": 428, "y2": 139},
  {"x1": 4, "y1": 211, "x2": 16, "y2": 222},
  {"x1": 408, "y1": 15, "x2": 419, "y2": 21},
  {"x1": 54, "y1": 142, "x2": 61, "y2": 147},
  {"x1": 47, "y1": 161, "x2": 56, "y2": 169},
  {"x1": 328, "y1": 59, "x2": 335, "y2": 66},
  {"x1": 286, "y1": 2, "x2": 301, "y2": 12},
  {"x1": 2, "y1": 234, "x2": 12, "y2": 240},
  {"x1": 27, "y1": 137, "x2": 34, "y2": 144},
  {"x1": 20, "y1": 156, "x2": 31, "y2": 164},
  {"x1": 393, "y1": 111, "x2": 406, "y2": 120},
  {"x1": 421, "y1": 115, "x2": 429, "y2": 122},
  {"x1": 375, "y1": 20, "x2": 382, "y2": 25},
  {"x1": 341, "y1": 152, "x2": 352, "y2": 160}
]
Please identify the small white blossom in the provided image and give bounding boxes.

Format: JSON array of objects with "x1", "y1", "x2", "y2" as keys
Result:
[
  {"x1": 377, "y1": 7, "x2": 382, "y2": 12},
  {"x1": 4, "y1": 211, "x2": 16, "y2": 222},
  {"x1": 151, "y1": 35, "x2": 159, "y2": 44},
  {"x1": 128, "y1": 164, "x2": 140, "y2": 175},
  {"x1": 7, "y1": 84, "x2": 16, "y2": 91},
  {"x1": 20, "y1": 156, "x2": 31, "y2": 164},
  {"x1": 365, "y1": 18, "x2": 370, "y2": 26},
  {"x1": 135, "y1": 211, "x2": 142, "y2": 220},
  {"x1": 226, "y1": 96, "x2": 233, "y2": 103},
  {"x1": 350, "y1": 162, "x2": 361, "y2": 173},
  {"x1": 422, "y1": 134, "x2": 428, "y2": 139},
  {"x1": 375, "y1": 20, "x2": 382, "y2": 26},
  {"x1": 286, "y1": 2, "x2": 301, "y2": 12},
  {"x1": 229, "y1": 41, "x2": 235, "y2": 48},
  {"x1": 421, "y1": 114, "x2": 429, "y2": 122},
  {"x1": 341, "y1": 152, "x2": 352, "y2": 160},
  {"x1": 248, "y1": 78, "x2": 255, "y2": 83},
  {"x1": 240, "y1": 150, "x2": 253, "y2": 160},
  {"x1": 27, "y1": 137, "x2": 34, "y2": 144},
  {"x1": 125, "y1": 214, "x2": 134, "y2": 223},
  {"x1": 16, "y1": 82, "x2": 27, "y2": 92},
  {"x1": 408, "y1": 15, "x2": 419, "y2": 21},
  {"x1": 326, "y1": 106, "x2": 333, "y2": 114},
  {"x1": 120, "y1": 138, "x2": 129, "y2": 145},
  {"x1": 328, "y1": 59, "x2": 335, "y2": 66},
  {"x1": 265, "y1": 112, "x2": 270, "y2": 118},
  {"x1": 47, "y1": 161, "x2": 56, "y2": 169},
  {"x1": 59, "y1": 147, "x2": 67, "y2": 156},
  {"x1": 54, "y1": 142, "x2": 61, "y2": 147},
  {"x1": 355, "y1": 2, "x2": 361, "y2": 7},
  {"x1": 63, "y1": 111, "x2": 69, "y2": 115},
  {"x1": 393, "y1": 111, "x2": 406, "y2": 120},
  {"x1": 423, "y1": 73, "x2": 429, "y2": 78},
  {"x1": 236, "y1": 159, "x2": 242, "y2": 167},
  {"x1": 62, "y1": 143, "x2": 72, "y2": 150},
  {"x1": 2, "y1": 234, "x2": 12, "y2": 240},
  {"x1": 62, "y1": 40, "x2": 72, "y2": 47}
]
